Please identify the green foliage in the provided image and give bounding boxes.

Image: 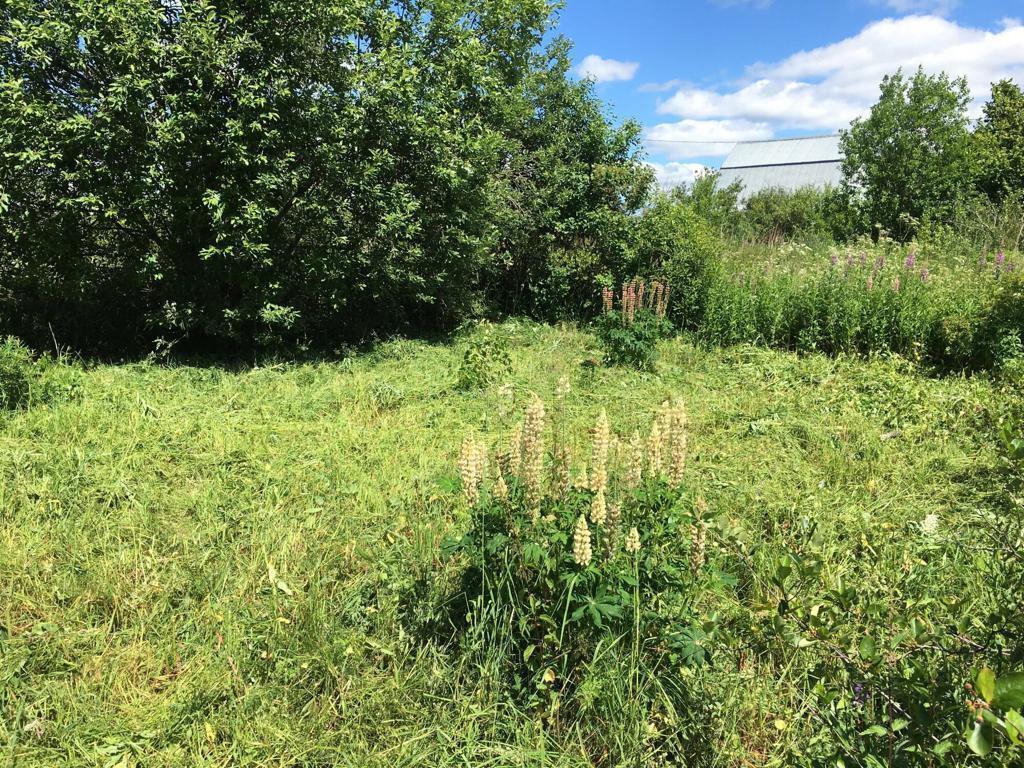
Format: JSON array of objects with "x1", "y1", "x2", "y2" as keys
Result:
[
  {"x1": 634, "y1": 193, "x2": 722, "y2": 329},
  {"x1": 975, "y1": 80, "x2": 1024, "y2": 202},
  {"x1": 841, "y1": 68, "x2": 974, "y2": 240},
  {"x1": 0, "y1": 336, "x2": 34, "y2": 409},
  {"x1": 740, "y1": 186, "x2": 850, "y2": 245},
  {"x1": 456, "y1": 322, "x2": 511, "y2": 390},
  {"x1": 0, "y1": 0, "x2": 651, "y2": 352},
  {"x1": 594, "y1": 309, "x2": 672, "y2": 370}
]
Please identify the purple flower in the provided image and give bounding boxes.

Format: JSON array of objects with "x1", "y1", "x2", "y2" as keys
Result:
[
  {"x1": 996, "y1": 250, "x2": 1006, "y2": 267},
  {"x1": 853, "y1": 682, "x2": 868, "y2": 707},
  {"x1": 904, "y1": 249, "x2": 917, "y2": 270},
  {"x1": 874, "y1": 255, "x2": 885, "y2": 273},
  {"x1": 859, "y1": 251, "x2": 868, "y2": 266}
]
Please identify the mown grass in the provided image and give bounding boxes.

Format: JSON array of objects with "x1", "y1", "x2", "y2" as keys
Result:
[{"x1": 1, "y1": 321, "x2": 1020, "y2": 766}]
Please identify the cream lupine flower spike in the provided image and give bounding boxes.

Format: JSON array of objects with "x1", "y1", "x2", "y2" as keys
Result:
[
  {"x1": 590, "y1": 488, "x2": 607, "y2": 525},
  {"x1": 573, "y1": 513, "x2": 593, "y2": 566},
  {"x1": 625, "y1": 527, "x2": 641, "y2": 554},
  {"x1": 458, "y1": 436, "x2": 486, "y2": 506},
  {"x1": 521, "y1": 396, "x2": 546, "y2": 509},
  {"x1": 590, "y1": 409, "x2": 611, "y2": 494},
  {"x1": 667, "y1": 399, "x2": 688, "y2": 486}
]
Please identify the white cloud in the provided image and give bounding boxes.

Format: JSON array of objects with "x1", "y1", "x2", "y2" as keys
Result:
[
  {"x1": 645, "y1": 118, "x2": 774, "y2": 159},
  {"x1": 875, "y1": 0, "x2": 958, "y2": 15},
  {"x1": 647, "y1": 162, "x2": 710, "y2": 190},
  {"x1": 576, "y1": 54, "x2": 639, "y2": 83},
  {"x1": 652, "y1": 15, "x2": 1024, "y2": 133},
  {"x1": 638, "y1": 79, "x2": 684, "y2": 93}
]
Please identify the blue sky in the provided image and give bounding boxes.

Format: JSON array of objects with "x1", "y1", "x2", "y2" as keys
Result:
[{"x1": 555, "y1": 0, "x2": 1024, "y2": 187}]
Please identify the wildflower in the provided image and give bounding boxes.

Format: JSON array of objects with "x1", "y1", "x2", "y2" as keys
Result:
[
  {"x1": 830, "y1": 252, "x2": 839, "y2": 267},
  {"x1": 667, "y1": 399, "x2": 688, "y2": 486},
  {"x1": 602, "y1": 286, "x2": 614, "y2": 314},
  {"x1": 647, "y1": 417, "x2": 664, "y2": 478},
  {"x1": 522, "y1": 396, "x2": 546, "y2": 508},
  {"x1": 996, "y1": 250, "x2": 1006, "y2": 267},
  {"x1": 590, "y1": 488, "x2": 607, "y2": 526},
  {"x1": 459, "y1": 436, "x2": 486, "y2": 506},
  {"x1": 494, "y1": 470, "x2": 509, "y2": 502},
  {"x1": 555, "y1": 375, "x2": 571, "y2": 400},
  {"x1": 903, "y1": 248, "x2": 916, "y2": 270},
  {"x1": 891, "y1": 276, "x2": 901, "y2": 292},
  {"x1": 605, "y1": 502, "x2": 622, "y2": 557},
  {"x1": 690, "y1": 519, "x2": 707, "y2": 575},
  {"x1": 497, "y1": 382, "x2": 514, "y2": 415},
  {"x1": 626, "y1": 430, "x2": 644, "y2": 489},
  {"x1": 573, "y1": 514, "x2": 593, "y2": 566},
  {"x1": 572, "y1": 465, "x2": 590, "y2": 491},
  {"x1": 624, "y1": 526, "x2": 641, "y2": 554},
  {"x1": 590, "y1": 409, "x2": 611, "y2": 493},
  {"x1": 507, "y1": 422, "x2": 523, "y2": 475},
  {"x1": 551, "y1": 441, "x2": 570, "y2": 496},
  {"x1": 919, "y1": 267, "x2": 929, "y2": 283},
  {"x1": 920, "y1": 513, "x2": 940, "y2": 536}
]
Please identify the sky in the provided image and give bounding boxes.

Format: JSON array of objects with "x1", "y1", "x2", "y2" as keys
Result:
[{"x1": 555, "y1": 0, "x2": 1024, "y2": 188}]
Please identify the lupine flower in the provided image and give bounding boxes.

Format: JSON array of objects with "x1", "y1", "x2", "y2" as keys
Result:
[
  {"x1": 590, "y1": 488, "x2": 607, "y2": 526},
  {"x1": 866, "y1": 276, "x2": 874, "y2": 291},
  {"x1": 647, "y1": 411, "x2": 665, "y2": 478},
  {"x1": 996, "y1": 250, "x2": 1006, "y2": 267},
  {"x1": 555, "y1": 375, "x2": 571, "y2": 400},
  {"x1": 551, "y1": 442, "x2": 570, "y2": 495},
  {"x1": 626, "y1": 430, "x2": 644, "y2": 489},
  {"x1": 624, "y1": 527, "x2": 641, "y2": 554},
  {"x1": 459, "y1": 436, "x2": 486, "y2": 506},
  {"x1": 590, "y1": 409, "x2": 611, "y2": 494},
  {"x1": 605, "y1": 503, "x2": 622, "y2": 557},
  {"x1": 494, "y1": 470, "x2": 508, "y2": 502},
  {"x1": 667, "y1": 399, "x2": 688, "y2": 487},
  {"x1": 859, "y1": 251, "x2": 868, "y2": 266},
  {"x1": 522, "y1": 397, "x2": 545, "y2": 509},
  {"x1": 572, "y1": 514, "x2": 593, "y2": 566}
]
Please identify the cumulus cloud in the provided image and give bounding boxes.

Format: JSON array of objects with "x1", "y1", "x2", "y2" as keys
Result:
[
  {"x1": 647, "y1": 162, "x2": 710, "y2": 190},
  {"x1": 654, "y1": 15, "x2": 1024, "y2": 132},
  {"x1": 575, "y1": 54, "x2": 639, "y2": 83},
  {"x1": 645, "y1": 119, "x2": 774, "y2": 160}
]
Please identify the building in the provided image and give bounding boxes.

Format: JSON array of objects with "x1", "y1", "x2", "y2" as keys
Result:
[{"x1": 717, "y1": 135, "x2": 843, "y2": 201}]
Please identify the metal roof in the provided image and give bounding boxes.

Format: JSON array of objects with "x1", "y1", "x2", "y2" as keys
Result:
[{"x1": 719, "y1": 135, "x2": 842, "y2": 200}]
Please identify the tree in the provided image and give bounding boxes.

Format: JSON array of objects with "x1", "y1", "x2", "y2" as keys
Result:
[
  {"x1": 840, "y1": 68, "x2": 973, "y2": 240},
  {"x1": 974, "y1": 79, "x2": 1024, "y2": 201},
  {"x1": 0, "y1": 0, "x2": 651, "y2": 352}
]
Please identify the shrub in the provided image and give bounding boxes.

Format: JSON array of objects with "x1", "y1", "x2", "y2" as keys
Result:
[
  {"x1": 443, "y1": 398, "x2": 716, "y2": 761},
  {"x1": 634, "y1": 194, "x2": 721, "y2": 329},
  {"x1": 0, "y1": 336, "x2": 34, "y2": 409},
  {"x1": 594, "y1": 280, "x2": 673, "y2": 369},
  {"x1": 456, "y1": 322, "x2": 511, "y2": 391}
]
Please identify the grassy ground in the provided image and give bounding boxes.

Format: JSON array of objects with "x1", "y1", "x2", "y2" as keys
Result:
[{"x1": 1, "y1": 321, "x2": 1020, "y2": 766}]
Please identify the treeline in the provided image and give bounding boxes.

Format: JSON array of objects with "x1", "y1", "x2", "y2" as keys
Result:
[
  {"x1": 1, "y1": 0, "x2": 661, "y2": 353},
  {"x1": 680, "y1": 69, "x2": 1024, "y2": 250},
  {"x1": 2, "y1": 2, "x2": 1022, "y2": 356}
]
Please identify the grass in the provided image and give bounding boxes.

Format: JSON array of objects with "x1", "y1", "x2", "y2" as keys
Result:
[{"x1": 1, "y1": 320, "x2": 1021, "y2": 766}]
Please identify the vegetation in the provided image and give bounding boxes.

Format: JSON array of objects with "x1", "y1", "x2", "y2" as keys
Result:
[{"x1": 1, "y1": 323, "x2": 1021, "y2": 766}]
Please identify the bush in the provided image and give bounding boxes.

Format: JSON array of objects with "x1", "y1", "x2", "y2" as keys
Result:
[
  {"x1": 634, "y1": 194, "x2": 722, "y2": 330},
  {"x1": 456, "y1": 322, "x2": 511, "y2": 390},
  {"x1": 594, "y1": 280, "x2": 674, "y2": 369}
]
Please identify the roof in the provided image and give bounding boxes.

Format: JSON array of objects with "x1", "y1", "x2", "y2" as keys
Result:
[{"x1": 718, "y1": 135, "x2": 842, "y2": 200}]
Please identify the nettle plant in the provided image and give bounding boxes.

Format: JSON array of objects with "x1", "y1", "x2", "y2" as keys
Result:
[
  {"x1": 445, "y1": 387, "x2": 725, "y2": 729},
  {"x1": 594, "y1": 279, "x2": 675, "y2": 369}
]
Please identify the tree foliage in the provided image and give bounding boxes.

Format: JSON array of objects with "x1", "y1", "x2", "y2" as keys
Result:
[
  {"x1": 840, "y1": 68, "x2": 973, "y2": 240},
  {"x1": 0, "y1": 0, "x2": 651, "y2": 352},
  {"x1": 974, "y1": 79, "x2": 1024, "y2": 202}
]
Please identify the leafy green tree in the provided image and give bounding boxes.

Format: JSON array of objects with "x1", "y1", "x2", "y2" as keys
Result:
[
  {"x1": 0, "y1": 0, "x2": 651, "y2": 352},
  {"x1": 840, "y1": 68, "x2": 973, "y2": 240},
  {"x1": 974, "y1": 79, "x2": 1024, "y2": 202}
]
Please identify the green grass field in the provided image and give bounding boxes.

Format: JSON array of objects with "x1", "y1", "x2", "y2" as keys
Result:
[{"x1": 2, "y1": 321, "x2": 1021, "y2": 766}]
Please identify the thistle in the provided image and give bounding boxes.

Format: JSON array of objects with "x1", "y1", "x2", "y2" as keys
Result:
[
  {"x1": 624, "y1": 526, "x2": 641, "y2": 554},
  {"x1": 573, "y1": 514, "x2": 593, "y2": 567},
  {"x1": 590, "y1": 488, "x2": 607, "y2": 526},
  {"x1": 590, "y1": 409, "x2": 611, "y2": 493}
]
